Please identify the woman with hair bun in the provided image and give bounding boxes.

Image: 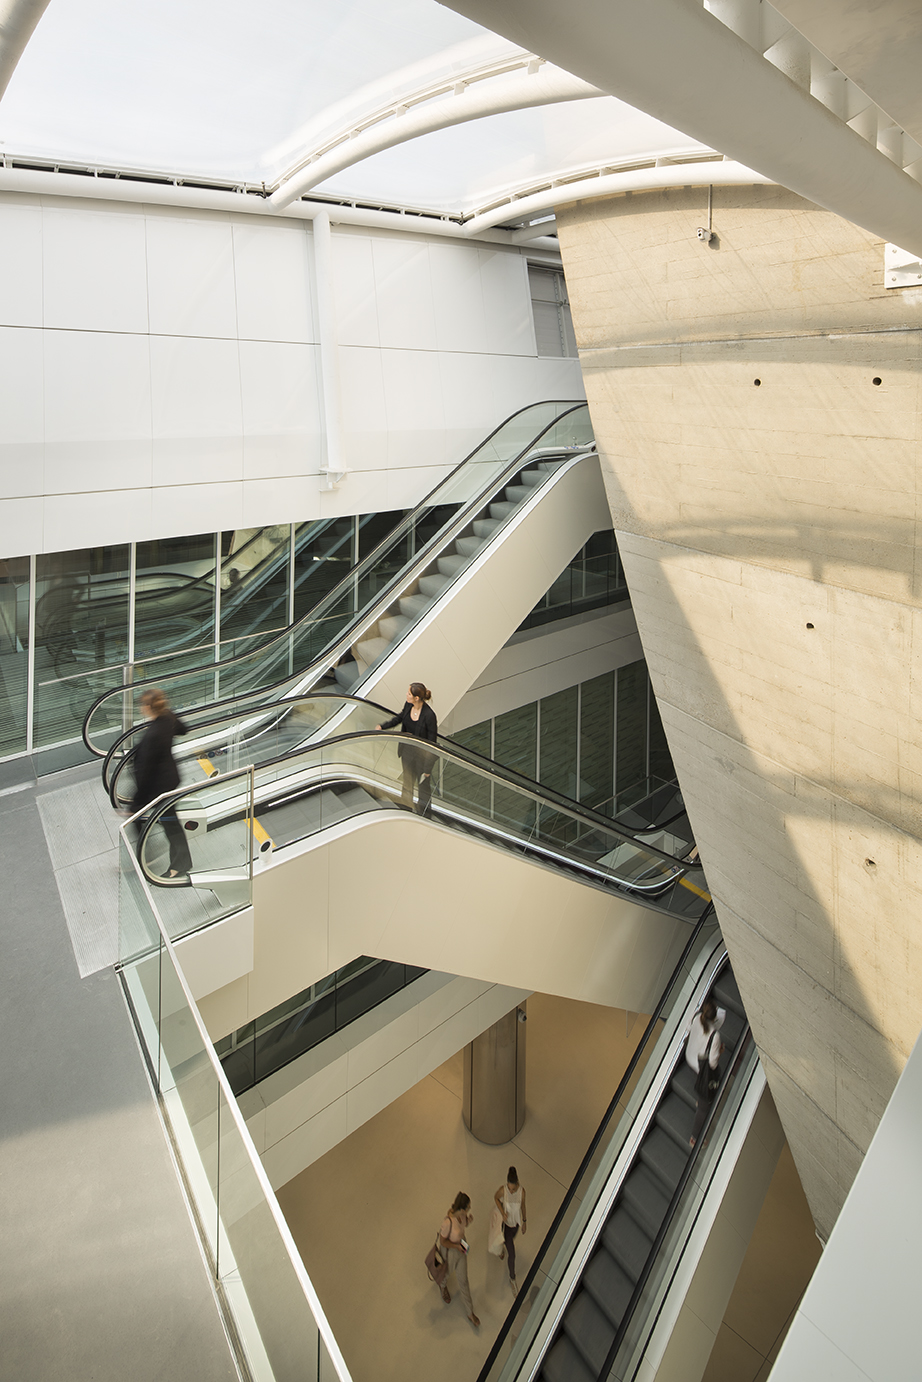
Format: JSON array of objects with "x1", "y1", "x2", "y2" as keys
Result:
[
  {"x1": 130, "y1": 687, "x2": 192, "y2": 878},
  {"x1": 375, "y1": 682, "x2": 437, "y2": 816},
  {"x1": 437, "y1": 1191, "x2": 480, "y2": 1327}
]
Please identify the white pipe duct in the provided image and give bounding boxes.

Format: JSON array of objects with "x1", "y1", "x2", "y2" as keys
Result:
[
  {"x1": 270, "y1": 64, "x2": 603, "y2": 210},
  {"x1": 460, "y1": 161, "x2": 770, "y2": 236},
  {"x1": 0, "y1": 0, "x2": 50, "y2": 101}
]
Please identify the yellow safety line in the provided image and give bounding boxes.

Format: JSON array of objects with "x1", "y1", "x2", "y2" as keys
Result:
[
  {"x1": 247, "y1": 816, "x2": 274, "y2": 851},
  {"x1": 197, "y1": 756, "x2": 219, "y2": 779},
  {"x1": 678, "y1": 875, "x2": 711, "y2": 901}
]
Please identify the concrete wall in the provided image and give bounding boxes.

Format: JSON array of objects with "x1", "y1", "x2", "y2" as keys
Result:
[
  {"x1": 556, "y1": 181, "x2": 922, "y2": 1237},
  {"x1": 0, "y1": 192, "x2": 583, "y2": 558}
]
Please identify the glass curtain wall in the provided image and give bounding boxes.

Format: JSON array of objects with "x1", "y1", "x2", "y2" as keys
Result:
[
  {"x1": 452, "y1": 661, "x2": 675, "y2": 819},
  {"x1": 0, "y1": 514, "x2": 404, "y2": 760},
  {"x1": 517, "y1": 529, "x2": 627, "y2": 631}
]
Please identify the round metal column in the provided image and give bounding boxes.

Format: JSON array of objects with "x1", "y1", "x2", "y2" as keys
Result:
[{"x1": 462, "y1": 1003, "x2": 526, "y2": 1144}]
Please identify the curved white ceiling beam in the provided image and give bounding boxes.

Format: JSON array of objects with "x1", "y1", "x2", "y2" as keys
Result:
[
  {"x1": 0, "y1": 0, "x2": 50, "y2": 102},
  {"x1": 459, "y1": 159, "x2": 771, "y2": 236},
  {"x1": 438, "y1": 0, "x2": 922, "y2": 259},
  {"x1": 270, "y1": 56, "x2": 603, "y2": 209}
]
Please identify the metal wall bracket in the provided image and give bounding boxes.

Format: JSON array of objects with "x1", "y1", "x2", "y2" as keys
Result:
[{"x1": 885, "y1": 243, "x2": 922, "y2": 287}]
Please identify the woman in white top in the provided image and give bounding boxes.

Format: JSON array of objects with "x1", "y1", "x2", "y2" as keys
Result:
[
  {"x1": 494, "y1": 1166, "x2": 527, "y2": 1294},
  {"x1": 685, "y1": 997, "x2": 725, "y2": 1147}
]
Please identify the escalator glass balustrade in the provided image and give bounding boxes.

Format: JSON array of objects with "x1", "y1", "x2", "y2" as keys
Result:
[
  {"x1": 84, "y1": 400, "x2": 592, "y2": 757},
  {"x1": 127, "y1": 724, "x2": 708, "y2": 948},
  {"x1": 477, "y1": 928, "x2": 759, "y2": 1382}
]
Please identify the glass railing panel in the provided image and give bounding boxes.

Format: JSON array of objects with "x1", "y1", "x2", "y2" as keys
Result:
[
  {"x1": 107, "y1": 694, "x2": 384, "y2": 809},
  {"x1": 84, "y1": 401, "x2": 589, "y2": 754},
  {"x1": 478, "y1": 919, "x2": 723, "y2": 1382},
  {"x1": 135, "y1": 729, "x2": 706, "y2": 942},
  {"x1": 132, "y1": 768, "x2": 254, "y2": 939},
  {"x1": 119, "y1": 848, "x2": 348, "y2": 1382}
]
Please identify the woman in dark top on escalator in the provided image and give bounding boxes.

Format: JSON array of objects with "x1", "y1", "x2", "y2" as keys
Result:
[
  {"x1": 131, "y1": 687, "x2": 193, "y2": 877},
  {"x1": 376, "y1": 683, "x2": 437, "y2": 816}
]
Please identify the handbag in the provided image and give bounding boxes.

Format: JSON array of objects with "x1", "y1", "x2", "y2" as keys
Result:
[
  {"x1": 694, "y1": 1029, "x2": 721, "y2": 1101},
  {"x1": 488, "y1": 1205, "x2": 505, "y2": 1257},
  {"x1": 425, "y1": 1234, "x2": 448, "y2": 1288}
]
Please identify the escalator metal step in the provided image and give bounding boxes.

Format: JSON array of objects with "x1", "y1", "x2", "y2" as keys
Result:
[
  {"x1": 398, "y1": 593, "x2": 429, "y2": 617},
  {"x1": 519, "y1": 468, "x2": 544, "y2": 486},
  {"x1": 622, "y1": 1163, "x2": 670, "y2": 1240},
  {"x1": 583, "y1": 1248, "x2": 634, "y2": 1327},
  {"x1": 541, "y1": 1334, "x2": 595, "y2": 1382},
  {"x1": 355, "y1": 636, "x2": 389, "y2": 665},
  {"x1": 504, "y1": 484, "x2": 532, "y2": 502},
  {"x1": 437, "y1": 554, "x2": 467, "y2": 577},
  {"x1": 377, "y1": 615, "x2": 411, "y2": 640},
  {"x1": 472, "y1": 518, "x2": 501, "y2": 537},
  {"x1": 671, "y1": 1061, "x2": 698, "y2": 1111},
  {"x1": 563, "y1": 1289, "x2": 617, "y2": 1375},
  {"x1": 602, "y1": 1205, "x2": 653, "y2": 1284},
  {"x1": 640, "y1": 1125, "x2": 689, "y2": 1196},
  {"x1": 454, "y1": 535, "x2": 483, "y2": 557},
  {"x1": 418, "y1": 573, "x2": 450, "y2": 597},
  {"x1": 656, "y1": 1090, "x2": 695, "y2": 1150},
  {"x1": 490, "y1": 501, "x2": 516, "y2": 519},
  {"x1": 713, "y1": 968, "x2": 745, "y2": 1020}
]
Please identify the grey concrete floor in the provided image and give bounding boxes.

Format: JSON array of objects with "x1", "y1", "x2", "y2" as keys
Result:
[{"x1": 0, "y1": 765, "x2": 239, "y2": 1382}]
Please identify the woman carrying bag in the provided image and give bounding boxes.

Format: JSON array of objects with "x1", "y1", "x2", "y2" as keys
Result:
[
  {"x1": 685, "y1": 996, "x2": 725, "y2": 1147},
  {"x1": 431, "y1": 1192, "x2": 480, "y2": 1327}
]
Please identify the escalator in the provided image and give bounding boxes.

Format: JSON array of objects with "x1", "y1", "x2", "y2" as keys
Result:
[
  {"x1": 83, "y1": 400, "x2": 597, "y2": 759},
  {"x1": 126, "y1": 715, "x2": 708, "y2": 948},
  {"x1": 40, "y1": 515, "x2": 359, "y2": 684},
  {"x1": 476, "y1": 923, "x2": 760, "y2": 1382}
]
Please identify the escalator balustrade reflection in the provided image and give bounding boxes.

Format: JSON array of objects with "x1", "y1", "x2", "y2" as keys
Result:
[{"x1": 83, "y1": 400, "x2": 593, "y2": 758}]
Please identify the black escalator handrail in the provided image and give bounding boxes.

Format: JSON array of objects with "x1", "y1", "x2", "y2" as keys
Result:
[
  {"x1": 139, "y1": 725, "x2": 702, "y2": 878},
  {"x1": 82, "y1": 400, "x2": 588, "y2": 751},
  {"x1": 474, "y1": 907, "x2": 717, "y2": 1382},
  {"x1": 594, "y1": 1015, "x2": 755, "y2": 1382},
  {"x1": 106, "y1": 690, "x2": 701, "y2": 871}
]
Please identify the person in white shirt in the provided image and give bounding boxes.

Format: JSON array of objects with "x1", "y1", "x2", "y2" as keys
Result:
[
  {"x1": 494, "y1": 1167, "x2": 527, "y2": 1294},
  {"x1": 685, "y1": 997, "x2": 725, "y2": 1147}
]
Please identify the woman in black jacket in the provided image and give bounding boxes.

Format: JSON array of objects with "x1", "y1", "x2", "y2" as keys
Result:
[
  {"x1": 376, "y1": 683, "x2": 437, "y2": 816},
  {"x1": 131, "y1": 687, "x2": 192, "y2": 877}
]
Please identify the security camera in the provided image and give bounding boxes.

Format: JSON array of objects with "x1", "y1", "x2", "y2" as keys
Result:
[
  {"x1": 697, "y1": 227, "x2": 714, "y2": 243},
  {"x1": 517, "y1": 1009, "x2": 527, "y2": 1023}
]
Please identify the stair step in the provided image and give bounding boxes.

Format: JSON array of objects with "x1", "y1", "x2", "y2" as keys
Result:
[
  {"x1": 490, "y1": 501, "x2": 516, "y2": 519},
  {"x1": 333, "y1": 661, "x2": 360, "y2": 690},
  {"x1": 583, "y1": 1249, "x2": 634, "y2": 1328},
  {"x1": 541, "y1": 1335, "x2": 595, "y2": 1382},
  {"x1": 354, "y1": 636, "x2": 389, "y2": 666},
  {"x1": 656, "y1": 1091, "x2": 696, "y2": 1151},
  {"x1": 713, "y1": 970, "x2": 745, "y2": 1021},
  {"x1": 505, "y1": 484, "x2": 533, "y2": 502},
  {"x1": 622, "y1": 1164, "x2": 670, "y2": 1240},
  {"x1": 437, "y1": 554, "x2": 467, "y2": 577},
  {"x1": 418, "y1": 573, "x2": 450, "y2": 597},
  {"x1": 519, "y1": 468, "x2": 544, "y2": 486},
  {"x1": 398, "y1": 593, "x2": 429, "y2": 617},
  {"x1": 377, "y1": 615, "x2": 410, "y2": 640},
  {"x1": 671, "y1": 1061, "x2": 698, "y2": 1111},
  {"x1": 472, "y1": 518, "x2": 501, "y2": 538},
  {"x1": 564, "y1": 1289, "x2": 617, "y2": 1376},
  {"x1": 455, "y1": 535, "x2": 483, "y2": 558},
  {"x1": 640, "y1": 1125, "x2": 689, "y2": 1196},
  {"x1": 601, "y1": 1206, "x2": 653, "y2": 1284}
]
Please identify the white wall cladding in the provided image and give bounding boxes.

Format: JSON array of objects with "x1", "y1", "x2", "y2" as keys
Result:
[{"x1": 0, "y1": 194, "x2": 584, "y2": 558}]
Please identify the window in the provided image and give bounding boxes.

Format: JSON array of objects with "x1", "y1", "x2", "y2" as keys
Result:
[{"x1": 529, "y1": 266, "x2": 578, "y2": 358}]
